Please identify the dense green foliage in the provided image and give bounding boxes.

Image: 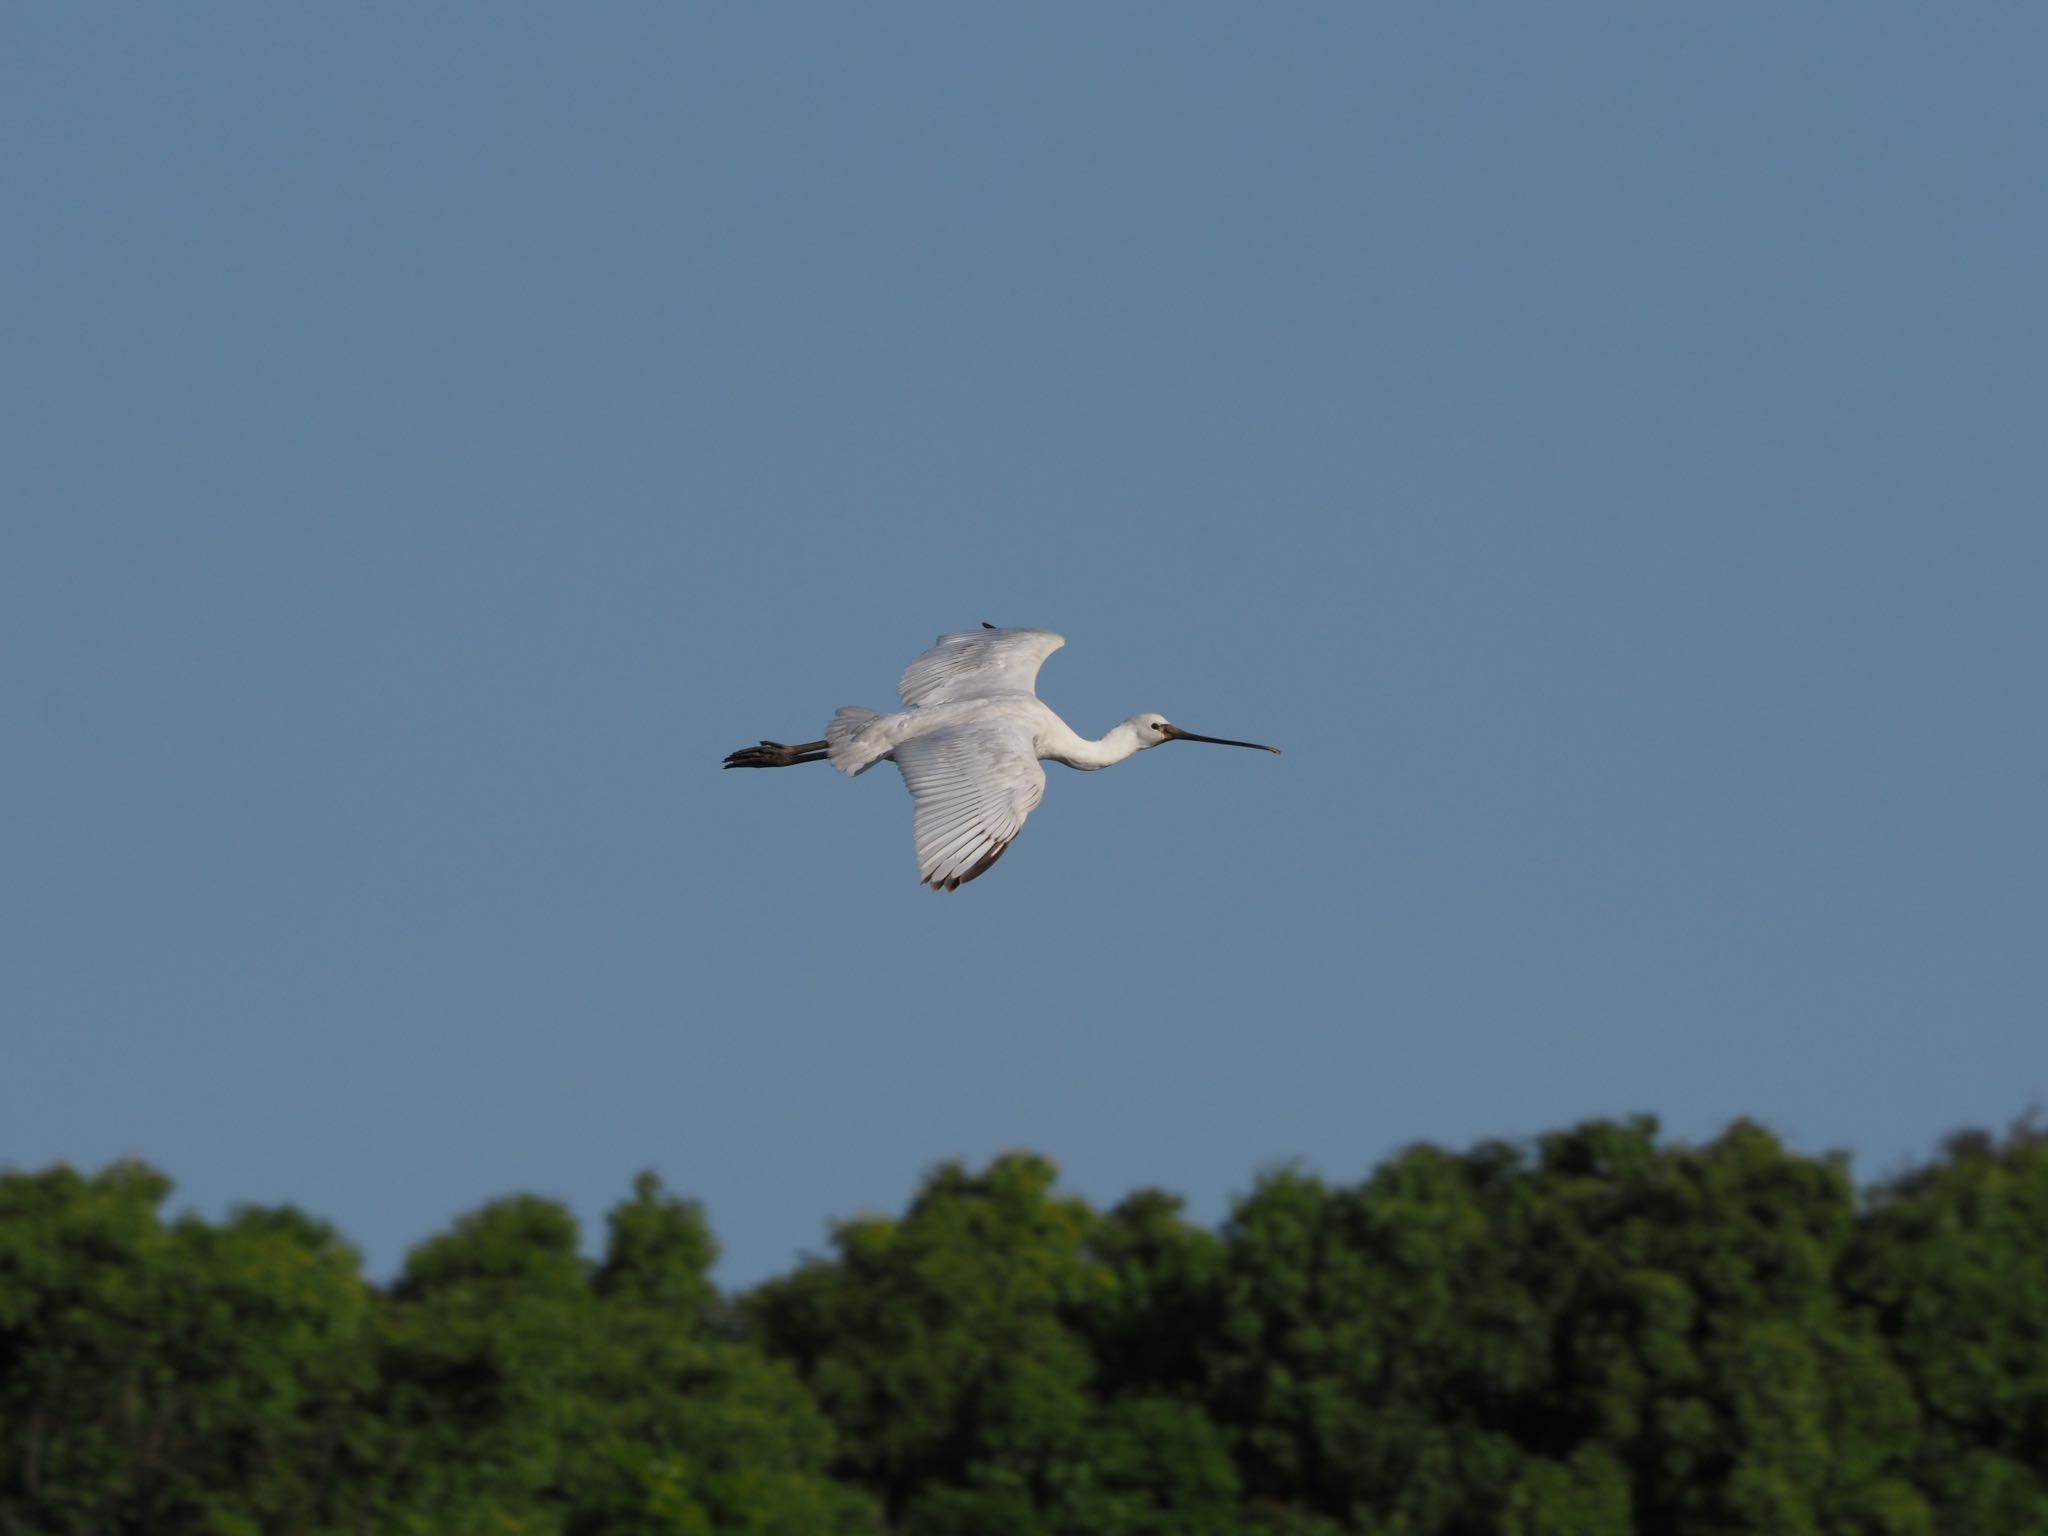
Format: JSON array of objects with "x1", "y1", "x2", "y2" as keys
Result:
[
  {"x1": 0, "y1": 1168, "x2": 869, "y2": 1536},
  {"x1": 4, "y1": 1119, "x2": 2044, "y2": 1534}
]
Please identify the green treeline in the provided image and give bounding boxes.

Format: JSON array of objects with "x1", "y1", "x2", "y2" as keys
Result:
[{"x1": 3, "y1": 1119, "x2": 2045, "y2": 1535}]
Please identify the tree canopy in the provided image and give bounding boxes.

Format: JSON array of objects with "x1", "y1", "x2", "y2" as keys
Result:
[{"x1": 4, "y1": 1117, "x2": 2045, "y2": 1534}]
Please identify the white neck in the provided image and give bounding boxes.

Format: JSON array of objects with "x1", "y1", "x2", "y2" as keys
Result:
[{"x1": 1046, "y1": 720, "x2": 1146, "y2": 770}]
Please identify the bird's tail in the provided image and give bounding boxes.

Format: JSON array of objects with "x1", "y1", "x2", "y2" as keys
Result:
[{"x1": 826, "y1": 706, "x2": 887, "y2": 776}]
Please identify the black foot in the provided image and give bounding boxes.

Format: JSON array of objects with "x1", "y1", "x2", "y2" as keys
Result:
[{"x1": 723, "y1": 739, "x2": 830, "y2": 769}]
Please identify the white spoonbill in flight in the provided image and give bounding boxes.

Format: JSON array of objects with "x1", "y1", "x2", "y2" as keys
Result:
[{"x1": 723, "y1": 624, "x2": 1280, "y2": 891}]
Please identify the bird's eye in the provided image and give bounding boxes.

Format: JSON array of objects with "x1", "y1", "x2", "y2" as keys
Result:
[{"x1": 1154, "y1": 722, "x2": 1167, "y2": 732}]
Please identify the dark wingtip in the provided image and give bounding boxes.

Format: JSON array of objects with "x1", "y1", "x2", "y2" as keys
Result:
[
  {"x1": 920, "y1": 836, "x2": 1013, "y2": 892},
  {"x1": 981, "y1": 621, "x2": 996, "y2": 629},
  {"x1": 954, "y1": 838, "x2": 1011, "y2": 888}
]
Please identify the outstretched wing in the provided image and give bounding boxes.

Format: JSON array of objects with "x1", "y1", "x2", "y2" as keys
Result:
[
  {"x1": 893, "y1": 719, "x2": 1047, "y2": 890},
  {"x1": 898, "y1": 626, "x2": 1066, "y2": 707}
]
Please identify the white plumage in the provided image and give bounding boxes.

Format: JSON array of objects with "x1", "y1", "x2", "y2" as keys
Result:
[
  {"x1": 893, "y1": 719, "x2": 1046, "y2": 890},
  {"x1": 724, "y1": 625, "x2": 1279, "y2": 891},
  {"x1": 896, "y1": 627, "x2": 1066, "y2": 708}
]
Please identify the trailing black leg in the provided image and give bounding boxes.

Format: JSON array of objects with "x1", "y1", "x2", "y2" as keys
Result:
[{"x1": 722, "y1": 739, "x2": 830, "y2": 769}]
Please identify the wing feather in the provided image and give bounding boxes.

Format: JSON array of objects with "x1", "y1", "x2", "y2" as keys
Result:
[
  {"x1": 893, "y1": 720, "x2": 1047, "y2": 890},
  {"x1": 898, "y1": 627, "x2": 1066, "y2": 707}
]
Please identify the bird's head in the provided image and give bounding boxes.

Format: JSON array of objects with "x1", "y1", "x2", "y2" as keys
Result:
[{"x1": 1126, "y1": 713, "x2": 1281, "y2": 755}]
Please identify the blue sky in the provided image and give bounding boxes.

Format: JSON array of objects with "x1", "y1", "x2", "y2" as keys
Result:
[{"x1": 5, "y1": 8, "x2": 2044, "y2": 1287}]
